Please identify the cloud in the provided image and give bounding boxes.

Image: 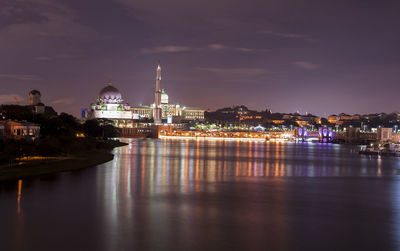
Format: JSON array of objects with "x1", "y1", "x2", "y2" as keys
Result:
[
  {"x1": 0, "y1": 74, "x2": 41, "y2": 81},
  {"x1": 0, "y1": 0, "x2": 95, "y2": 55},
  {"x1": 0, "y1": 94, "x2": 25, "y2": 104},
  {"x1": 197, "y1": 67, "x2": 269, "y2": 76},
  {"x1": 140, "y1": 44, "x2": 257, "y2": 54},
  {"x1": 262, "y1": 30, "x2": 305, "y2": 39},
  {"x1": 261, "y1": 30, "x2": 316, "y2": 43},
  {"x1": 35, "y1": 54, "x2": 77, "y2": 61},
  {"x1": 51, "y1": 98, "x2": 76, "y2": 105},
  {"x1": 140, "y1": 45, "x2": 192, "y2": 54},
  {"x1": 113, "y1": 0, "x2": 289, "y2": 31},
  {"x1": 293, "y1": 61, "x2": 320, "y2": 70},
  {"x1": 235, "y1": 47, "x2": 254, "y2": 52},
  {"x1": 208, "y1": 44, "x2": 227, "y2": 50},
  {"x1": 207, "y1": 43, "x2": 255, "y2": 52}
]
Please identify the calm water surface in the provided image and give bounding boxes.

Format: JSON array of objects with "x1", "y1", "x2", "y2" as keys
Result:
[{"x1": 2, "y1": 139, "x2": 400, "y2": 251}]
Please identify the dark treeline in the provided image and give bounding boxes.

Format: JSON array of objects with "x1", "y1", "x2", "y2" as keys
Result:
[{"x1": 0, "y1": 105, "x2": 119, "y2": 160}]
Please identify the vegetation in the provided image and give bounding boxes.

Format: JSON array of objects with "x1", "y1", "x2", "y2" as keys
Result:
[{"x1": 0, "y1": 106, "x2": 126, "y2": 180}]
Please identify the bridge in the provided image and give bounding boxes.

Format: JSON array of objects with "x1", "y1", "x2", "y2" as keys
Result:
[
  {"x1": 295, "y1": 127, "x2": 378, "y2": 143},
  {"x1": 296, "y1": 127, "x2": 333, "y2": 142}
]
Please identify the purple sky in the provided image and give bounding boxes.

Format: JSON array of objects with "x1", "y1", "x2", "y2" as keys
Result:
[{"x1": 1, "y1": 0, "x2": 400, "y2": 117}]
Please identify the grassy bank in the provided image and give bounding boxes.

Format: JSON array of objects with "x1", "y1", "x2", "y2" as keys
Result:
[{"x1": 0, "y1": 140, "x2": 127, "y2": 181}]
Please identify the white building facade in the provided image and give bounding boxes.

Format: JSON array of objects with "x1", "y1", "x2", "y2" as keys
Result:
[{"x1": 88, "y1": 63, "x2": 205, "y2": 127}]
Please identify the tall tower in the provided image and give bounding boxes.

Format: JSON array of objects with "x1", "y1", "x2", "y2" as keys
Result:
[
  {"x1": 28, "y1": 90, "x2": 41, "y2": 106},
  {"x1": 154, "y1": 62, "x2": 162, "y2": 124}
]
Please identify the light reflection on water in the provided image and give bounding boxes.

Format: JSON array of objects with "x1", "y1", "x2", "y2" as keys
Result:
[
  {"x1": 104, "y1": 139, "x2": 396, "y2": 187},
  {"x1": 93, "y1": 139, "x2": 400, "y2": 250},
  {"x1": 3, "y1": 139, "x2": 400, "y2": 251}
]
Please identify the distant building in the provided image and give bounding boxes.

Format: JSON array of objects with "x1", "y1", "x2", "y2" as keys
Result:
[
  {"x1": 328, "y1": 115, "x2": 338, "y2": 124},
  {"x1": 161, "y1": 89, "x2": 169, "y2": 104},
  {"x1": 377, "y1": 128, "x2": 393, "y2": 142},
  {"x1": 26, "y1": 90, "x2": 57, "y2": 116},
  {"x1": 86, "y1": 63, "x2": 204, "y2": 127},
  {"x1": 131, "y1": 105, "x2": 153, "y2": 119},
  {"x1": 89, "y1": 84, "x2": 133, "y2": 121},
  {"x1": 182, "y1": 107, "x2": 205, "y2": 120},
  {"x1": 28, "y1": 90, "x2": 45, "y2": 114},
  {"x1": 151, "y1": 63, "x2": 204, "y2": 123},
  {"x1": 339, "y1": 113, "x2": 352, "y2": 121},
  {"x1": 0, "y1": 120, "x2": 40, "y2": 140},
  {"x1": 28, "y1": 90, "x2": 41, "y2": 106},
  {"x1": 205, "y1": 105, "x2": 264, "y2": 125}
]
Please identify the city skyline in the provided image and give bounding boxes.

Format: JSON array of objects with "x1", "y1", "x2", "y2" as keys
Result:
[{"x1": 1, "y1": 0, "x2": 400, "y2": 117}]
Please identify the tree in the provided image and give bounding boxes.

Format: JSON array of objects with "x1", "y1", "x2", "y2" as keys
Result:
[
  {"x1": 83, "y1": 119, "x2": 102, "y2": 137},
  {"x1": 0, "y1": 105, "x2": 34, "y2": 121}
]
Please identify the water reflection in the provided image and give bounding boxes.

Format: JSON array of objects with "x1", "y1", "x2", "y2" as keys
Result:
[
  {"x1": 104, "y1": 139, "x2": 398, "y2": 190},
  {"x1": 91, "y1": 139, "x2": 400, "y2": 250},
  {"x1": 3, "y1": 139, "x2": 400, "y2": 251},
  {"x1": 17, "y1": 179, "x2": 22, "y2": 215}
]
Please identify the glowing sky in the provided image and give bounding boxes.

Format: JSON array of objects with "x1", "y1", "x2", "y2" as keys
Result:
[{"x1": 1, "y1": 0, "x2": 400, "y2": 117}]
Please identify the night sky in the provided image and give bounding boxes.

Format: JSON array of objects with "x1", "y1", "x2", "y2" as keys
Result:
[{"x1": 1, "y1": 0, "x2": 400, "y2": 117}]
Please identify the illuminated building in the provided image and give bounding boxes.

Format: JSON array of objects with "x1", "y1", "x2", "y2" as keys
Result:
[
  {"x1": 161, "y1": 103, "x2": 182, "y2": 119},
  {"x1": 86, "y1": 63, "x2": 205, "y2": 127},
  {"x1": 182, "y1": 107, "x2": 205, "y2": 120},
  {"x1": 339, "y1": 113, "x2": 352, "y2": 121},
  {"x1": 89, "y1": 83, "x2": 133, "y2": 122},
  {"x1": 161, "y1": 89, "x2": 169, "y2": 104},
  {"x1": 328, "y1": 115, "x2": 338, "y2": 124},
  {"x1": 0, "y1": 120, "x2": 40, "y2": 140},
  {"x1": 87, "y1": 84, "x2": 131, "y2": 123},
  {"x1": 131, "y1": 105, "x2": 152, "y2": 119},
  {"x1": 151, "y1": 63, "x2": 204, "y2": 122}
]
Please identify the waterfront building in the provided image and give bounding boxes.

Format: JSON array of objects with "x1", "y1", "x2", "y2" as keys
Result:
[
  {"x1": 161, "y1": 89, "x2": 169, "y2": 104},
  {"x1": 295, "y1": 120, "x2": 308, "y2": 127},
  {"x1": 328, "y1": 115, "x2": 338, "y2": 124},
  {"x1": 150, "y1": 63, "x2": 204, "y2": 122},
  {"x1": 86, "y1": 62, "x2": 205, "y2": 127},
  {"x1": 89, "y1": 83, "x2": 133, "y2": 123},
  {"x1": 131, "y1": 105, "x2": 153, "y2": 119},
  {"x1": 339, "y1": 113, "x2": 352, "y2": 121},
  {"x1": 0, "y1": 120, "x2": 40, "y2": 140},
  {"x1": 161, "y1": 103, "x2": 183, "y2": 119},
  {"x1": 182, "y1": 107, "x2": 205, "y2": 120}
]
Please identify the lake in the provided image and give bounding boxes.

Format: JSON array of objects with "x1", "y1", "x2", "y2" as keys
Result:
[{"x1": 1, "y1": 139, "x2": 400, "y2": 250}]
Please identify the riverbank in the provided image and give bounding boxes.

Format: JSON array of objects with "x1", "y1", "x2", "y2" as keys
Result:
[{"x1": 0, "y1": 140, "x2": 127, "y2": 181}]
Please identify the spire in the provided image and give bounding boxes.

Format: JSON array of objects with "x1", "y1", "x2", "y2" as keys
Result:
[
  {"x1": 154, "y1": 61, "x2": 162, "y2": 124},
  {"x1": 156, "y1": 61, "x2": 161, "y2": 81}
]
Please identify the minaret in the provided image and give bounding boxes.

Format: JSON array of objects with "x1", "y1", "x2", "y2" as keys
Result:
[{"x1": 154, "y1": 62, "x2": 162, "y2": 124}]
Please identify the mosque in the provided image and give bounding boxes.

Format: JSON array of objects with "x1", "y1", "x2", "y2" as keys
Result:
[{"x1": 85, "y1": 63, "x2": 204, "y2": 127}]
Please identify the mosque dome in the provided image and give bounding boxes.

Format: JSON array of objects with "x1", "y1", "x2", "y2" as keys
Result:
[{"x1": 99, "y1": 84, "x2": 123, "y2": 104}]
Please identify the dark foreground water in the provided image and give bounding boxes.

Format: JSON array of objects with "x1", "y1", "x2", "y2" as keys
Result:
[{"x1": 2, "y1": 139, "x2": 400, "y2": 251}]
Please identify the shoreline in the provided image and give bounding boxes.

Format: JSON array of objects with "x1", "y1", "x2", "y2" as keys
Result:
[{"x1": 0, "y1": 141, "x2": 127, "y2": 181}]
